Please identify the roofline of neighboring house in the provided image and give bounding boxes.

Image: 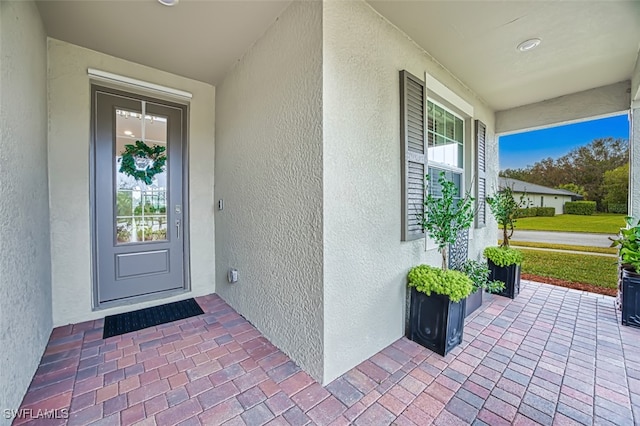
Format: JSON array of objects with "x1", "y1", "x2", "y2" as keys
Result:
[{"x1": 498, "y1": 177, "x2": 584, "y2": 198}]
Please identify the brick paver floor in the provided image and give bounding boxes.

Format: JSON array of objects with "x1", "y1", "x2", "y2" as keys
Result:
[{"x1": 14, "y1": 280, "x2": 640, "y2": 425}]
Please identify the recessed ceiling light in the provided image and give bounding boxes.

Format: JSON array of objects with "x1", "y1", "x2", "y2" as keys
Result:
[
  {"x1": 158, "y1": 0, "x2": 179, "y2": 6},
  {"x1": 124, "y1": 130, "x2": 133, "y2": 136},
  {"x1": 517, "y1": 38, "x2": 541, "y2": 52}
]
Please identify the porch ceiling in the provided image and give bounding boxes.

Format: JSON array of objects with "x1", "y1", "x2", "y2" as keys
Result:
[
  {"x1": 35, "y1": 0, "x2": 291, "y2": 86},
  {"x1": 36, "y1": 1, "x2": 640, "y2": 110},
  {"x1": 368, "y1": 0, "x2": 640, "y2": 110}
]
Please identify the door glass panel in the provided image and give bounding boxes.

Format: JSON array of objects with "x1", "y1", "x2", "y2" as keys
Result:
[{"x1": 115, "y1": 109, "x2": 168, "y2": 244}]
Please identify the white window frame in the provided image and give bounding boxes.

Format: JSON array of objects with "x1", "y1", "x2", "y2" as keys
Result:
[{"x1": 423, "y1": 73, "x2": 474, "y2": 250}]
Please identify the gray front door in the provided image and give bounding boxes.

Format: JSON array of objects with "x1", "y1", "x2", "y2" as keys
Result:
[{"x1": 93, "y1": 87, "x2": 186, "y2": 303}]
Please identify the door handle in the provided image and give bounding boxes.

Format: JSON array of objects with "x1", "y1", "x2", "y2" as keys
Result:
[{"x1": 175, "y1": 219, "x2": 181, "y2": 240}]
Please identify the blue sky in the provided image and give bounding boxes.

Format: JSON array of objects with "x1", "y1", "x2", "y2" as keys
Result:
[{"x1": 499, "y1": 114, "x2": 629, "y2": 170}]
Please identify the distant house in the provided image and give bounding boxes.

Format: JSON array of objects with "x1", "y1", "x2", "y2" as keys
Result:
[{"x1": 499, "y1": 177, "x2": 584, "y2": 215}]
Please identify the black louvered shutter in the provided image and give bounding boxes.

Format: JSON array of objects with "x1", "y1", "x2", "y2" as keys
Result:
[
  {"x1": 400, "y1": 71, "x2": 428, "y2": 241},
  {"x1": 475, "y1": 120, "x2": 487, "y2": 228}
]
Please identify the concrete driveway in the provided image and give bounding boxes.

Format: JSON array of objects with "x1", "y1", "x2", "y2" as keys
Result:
[{"x1": 510, "y1": 230, "x2": 616, "y2": 248}]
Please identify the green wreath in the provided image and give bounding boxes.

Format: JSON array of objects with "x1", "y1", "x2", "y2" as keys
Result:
[{"x1": 119, "y1": 140, "x2": 167, "y2": 185}]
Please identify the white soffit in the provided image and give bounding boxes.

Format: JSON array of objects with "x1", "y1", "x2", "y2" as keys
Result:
[
  {"x1": 36, "y1": 0, "x2": 292, "y2": 86},
  {"x1": 368, "y1": 0, "x2": 640, "y2": 111}
]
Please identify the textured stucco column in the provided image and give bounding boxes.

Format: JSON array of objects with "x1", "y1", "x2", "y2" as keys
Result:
[
  {"x1": 322, "y1": 0, "x2": 497, "y2": 384},
  {"x1": 0, "y1": 1, "x2": 53, "y2": 422},
  {"x1": 631, "y1": 106, "x2": 640, "y2": 220},
  {"x1": 215, "y1": 1, "x2": 324, "y2": 381}
]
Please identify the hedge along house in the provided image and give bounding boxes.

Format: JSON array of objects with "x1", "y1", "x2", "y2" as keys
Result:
[
  {"x1": 2, "y1": 0, "x2": 639, "y2": 417},
  {"x1": 499, "y1": 177, "x2": 584, "y2": 215}
]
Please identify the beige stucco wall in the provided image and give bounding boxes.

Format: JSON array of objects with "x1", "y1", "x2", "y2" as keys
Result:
[
  {"x1": 0, "y1": 1, "x2": 52, "y2": 421},
  {"x1": 322, "y1": 1, "x2": 498, "y2": 383},
  {"x1": 214, "y1": 1, "x2": 324, "y2": 381},
  {"x1": 47, "y1": 39, "x2": 215, "y2": 326},
  {"x1": 518, "y1": 193, "x2": 571, "y2": 215}
]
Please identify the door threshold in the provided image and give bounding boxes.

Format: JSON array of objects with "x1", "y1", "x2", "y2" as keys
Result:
[{"x1": 94, "y1": 288, "x2": 191, "y2": 312}]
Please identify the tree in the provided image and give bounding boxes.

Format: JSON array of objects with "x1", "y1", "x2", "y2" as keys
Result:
[
  {"x1": 417, "y1": 172, "x2": 474, "y2": 270},
  {"x1": 563, "y1": 138, "x2": 628, "y2": 210},
  {"x1": 603, "y1": 163, "x2": 629, "y2": 210},
  {"x1": 500, "y1": 168, "x2": 531, "y2": 181},
  {"x1": 499, "y1": 138, "x2": 628, "y2": 211},
  {"x1": 556, "y1": 183, "x2": 587, "y2": 197},
  {"x1": 486, "y1": 186, "x2": 526, "y2": 248},
  {"x1": 116, "y1": 191, "x2": 133, "y2": 217}
]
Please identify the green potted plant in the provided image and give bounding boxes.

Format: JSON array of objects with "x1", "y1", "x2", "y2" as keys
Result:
[
  {"x1": 484, "y1": 186, "x2": 525, "y2": 299},
  {"x1": 460, "y1": 259, "x2": 505, "y2": 317},
  {"x1": 610, "y1": 217, "x2": 640, "y2": 328},
  {"x1": 407, "y1": 172, "x2": 475, "y2": 356}
]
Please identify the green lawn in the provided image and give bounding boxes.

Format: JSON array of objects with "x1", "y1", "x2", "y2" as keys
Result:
[
  {"x1": 510, "y1": 213, "x2": 626, "y2": 234},
  {"x1": 503, "y1": 240, "x2": 617, "y2": 255},
  {"x1": 520, "y1": 249, "x2": 618, "y2": 289}
]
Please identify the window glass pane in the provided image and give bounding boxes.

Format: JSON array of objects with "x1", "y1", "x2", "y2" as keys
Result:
[
  {"x1": 115, "y1": 109, "x2": 168, "y2": 244},
  {"x1": 426, "y1": 101, "x2": 464, "y2": 170},
  {"x1": 445, "y1": 111, "x2": 455, "y2": 140},
  {"x1": 427, "y1": 103, "x2": 434, "y2": 132},
  {"x1": 428, "y1": 167, "x2": 462, "y2": 198},
  {"x1": 434, "y1": 105, "x2": 444, "y2": 135},
  {"x1": 434, "y1": 136, "x2": 445, "y2": 163},
  {"x1": 427, "y1": 170, "x2": 442, "y2": 197},
  {"x1": 455, "y1": 118, "x2": 464, "y2": 144}
]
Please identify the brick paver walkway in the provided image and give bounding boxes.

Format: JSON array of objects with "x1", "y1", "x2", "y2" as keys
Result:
[{"x1": 14, "y1": 281, "x2": 640, "y2": 425}]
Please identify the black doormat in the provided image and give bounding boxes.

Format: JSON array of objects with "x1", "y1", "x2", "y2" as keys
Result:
[{"x1": 103, "y1": 298, "x2": 204, "y2": 339}]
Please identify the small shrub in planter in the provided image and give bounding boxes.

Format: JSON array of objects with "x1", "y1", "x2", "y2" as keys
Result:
[
  {"x1": 460, "y1": 259, "x2": 505, "y2": 317},
  {"x1": 564, "y1": 201, "x2": 596, "y2": 215},
  {"x1": 461, "y1": 260, "x2": 505, "y2": 294},
  {"x1": 408, "y1": 265, "x2": 473, "y2": 302},
  {"x1": 407, "y1": 265, "x2": 472, "y2": 355},
  {"x1": 485, "y1": 186, "x2": 525, "y2": 299},
  {"x1": 483, "y1": 246, "x2": 523, "y2": 299},
  {"x1": 610, "y1": 217, "x2": 640, "y2": 327},
  {"x1": 483, "y1": 247, "x2": 524, "y2": 267}
]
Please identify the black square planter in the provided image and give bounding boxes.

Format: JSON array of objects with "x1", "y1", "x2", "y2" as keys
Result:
[
  {"x1": 407, "y1": 288, "x2": 465, "y2": 356},
  {"x1": 622, "y1": 269, "x2": 640, "y2": 328},
  {"x1": 465, "y1": 289, "x2": 483, "y2": 318},
  {"x1": 488, "y1": 260, "x2": 520, "y2": 299}
]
